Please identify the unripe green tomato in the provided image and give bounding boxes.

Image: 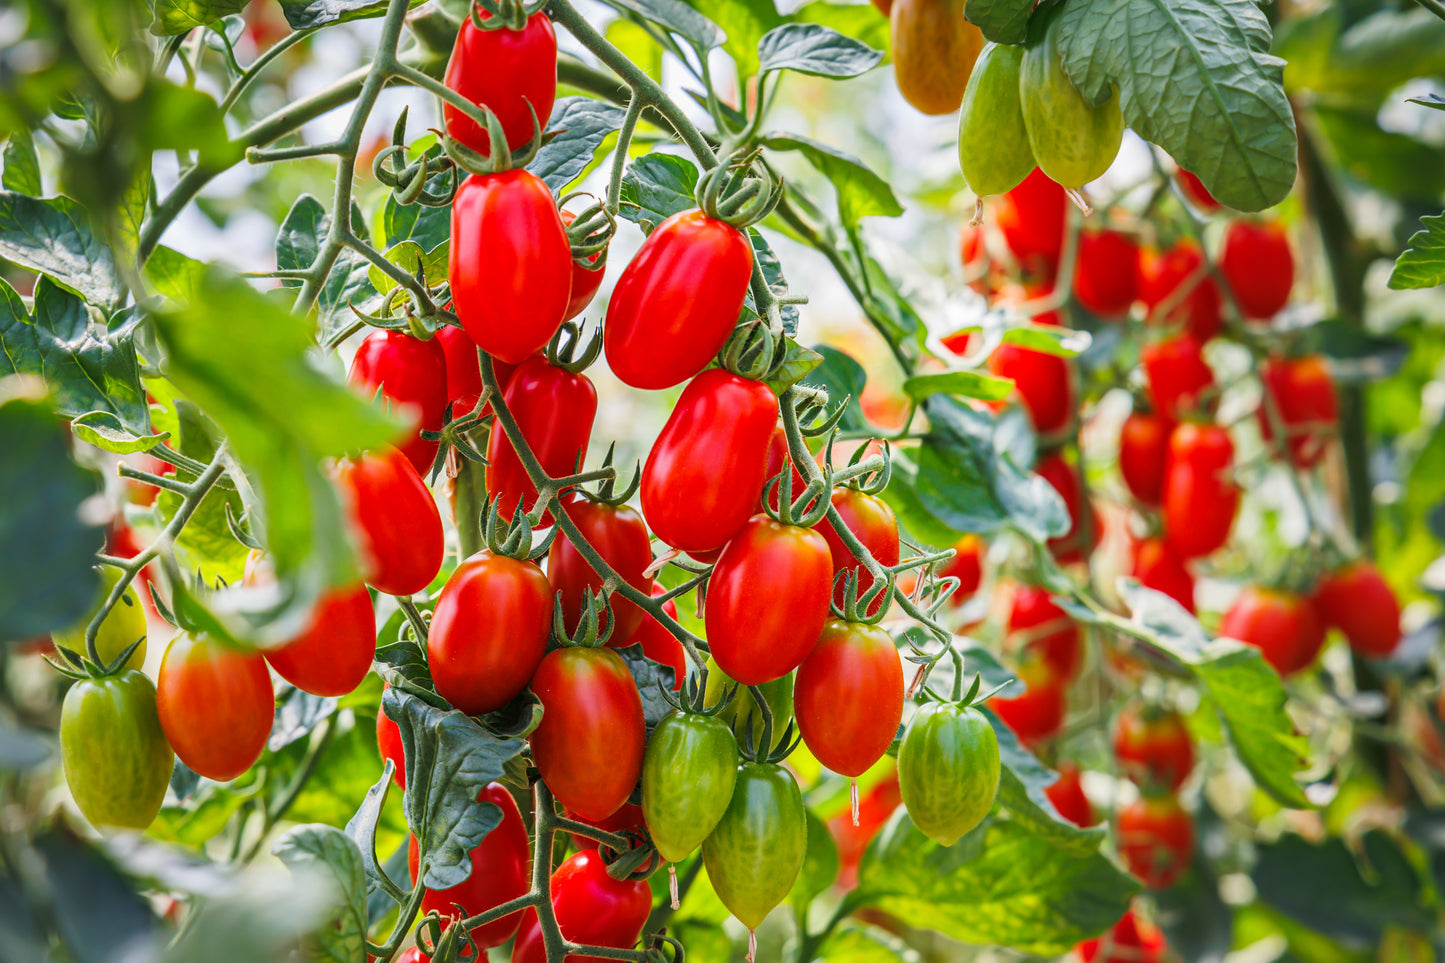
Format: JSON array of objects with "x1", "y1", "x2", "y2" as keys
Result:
[
  {"x1": 641, "y1": 710, "x2": 739, "y2": 862},
  {"x1": 702, "y1": 762, "x2": 807, "y2": 930},
  {"x1": 897, "y1": 702, "x2": 1000, "y2": 846},
  {"x1": 1019, "y1": 21, "x2": 1123, "y2": 189},
  {"x1": 53, "y1": 568, "x2": 147, "y2": 670},
  {"x1": 958, "y1": 43, "x2": 1035, "y2": 197},
  {"x1": 60, "y1": 670, "x2": 174, "y2": 830},
  {"x1": 703, "y1": 659, "x2": 794, "y2": 752}
]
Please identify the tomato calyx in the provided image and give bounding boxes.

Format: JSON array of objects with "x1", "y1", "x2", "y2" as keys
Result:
[
  {"x1": 373, "y1": 107, "x2": 461, "y2": 208},
  {"x1": 543, "y1": 319, "x2": 603, "y2": 375},
  {"x1": 465, "y1": 0, "x2": 547, "y2": 31},
  {"x1": 659, "y1": 665, "x2": 735, "y2": 718},
  {"x1": 734, "y1": 686, "x2": 803, "y2": 766},
  {"x1": 561, "y1": 192, "x2": 616, "y2": 267},
  {"x1": 695, "y1": 146, "x2": 782, "y2": 229},
  {"x1": 443, "y1": 100, "x2": 545, "y2": 175},
  {"x1": 478, "y1": 492, "x2": 555, "y2": 561},
  {"x1": 415, "y1": 909, "x2": 478, "y2": 963},
  {"x1": 761, "y1": 455, "x2": 830, "y2": 529},
  {"x1": 552, "y1": 587, "x2": 617, "y2": 649}
]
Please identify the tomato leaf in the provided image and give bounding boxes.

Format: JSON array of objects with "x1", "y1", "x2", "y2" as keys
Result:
[
  {"x1": 151, "y1": 0, "x2": 248, "y2": 34},
  {"x1": 31, "y1": 826, "x2": 162, "y2": 959},
  {"x1": 530, "y1": 97, "x2": 629, "y2": 193},
  {"x1": 903, "y1": 370, "x2": 1015, "y2": 404},
  {"x1": 1389, "y1": 212, "x2": 1445, "y2": 291},
  {"x1": 1410, "y1": 93, "x2": 1445, "y2": 112},
  {"x1": 368, "y1": 240, "x2": 448, "y2": 294},
  {"x1": 816, "y1": 924, "x2": 919, "y2": 963},
  {"x1": 747, "y1": 230, "x2": 799, "y2": 334},
  {"x1": 964, "y1": 0, "x2": 1032, "y2": 44},
  {"x1": 757, "y1": 23, "x2": 882, "y2": 78},
  {"x1": 2, "y1": 130, "x2": 41, "y2": 196},
  {"x1": 791, "y1": 3, "x2": 890, "y2": 59},
  {"x1": 346, "y1": 766, "x2": 398, "y2": 901},
  {"x1": 145, "y1": 245, "x2": 207, "y2": 304},
  {"x1": 268, "y1": 688, "x2": 340, "y2": 752},
  {"x1": 276, "y1": 0, "x2": 413, "y2": 29},
  {"x1": 762, "y1": 133, "x2": 902, "y2": 228},
  {"x1": 70, "y1": 411, "x2": 169, "y2": 454},
  {"x1": 681, "y1": 0, "x2": 781, "y2": 77},
  {"x1": 275, "y1": 194, "x2": 376, "y2": 346},
  {"x1": 619, "y1": 153, "x2": 701, "y2": 233},
  {"x1": 0, "y1": 193, "x2": 123, "y2": 307},
  {"x1": 800, "y1": 343, "x2": 868, "y2": 431},
  {"x1": 617, "y1": 643, "x2": 678, "y2": 731},
  {"x1": 763, "y1": 338, "x2": 824, "y2": 396},
  {"x1": 789, "y1": 810, "x2": 840, "y2": 910},
  {"x1": 980, "y1": 707, "x2": 1106, "y2": 857},
  {"x1": 1055, "y1": 0, "x2": 1296, "y2": 212},
  {"x1": 272, "y1": 825, "x2": 369, "y2": 963},
  {"x1": 605, "y1": 0, "x2": 726, "y2": 51}
]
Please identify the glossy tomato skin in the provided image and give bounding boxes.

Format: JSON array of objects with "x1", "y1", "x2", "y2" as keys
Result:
[
  {"x1": 604, "y1": 209, "x2": 753, "y2": 390},
  {"x1": 337, "y1": 447, "x2": 445, "y2": 597},
  {"x1": 1119, "y1": 410, "x2": 1173, "y2": 506},
  {"x1": 1043, "y1": 762, "x2": 1095, "y2": 827},
  {"x1": 560, "y1": 210, "x2": 605, "y2": 321},
  {"x1": 510, "y1": 850, "x2": 652, "y2": 963},
  {"x1": 409, "y1": 783, "x2": 530, "y2": 947},
  {"x1": 624, "y1": 589, "x2": 685, "y2": 689},
  {"x1": 1073, "y1": 229, "x2": 1140, "y2": 317},
  {"x1": 61, "y1": 670, "x2": 173, "y2": 830},
  {"x1": 549, "y1": 496, "x2": 653, "y2": 641},
  {"x1": 818, "y1": 488, "x2": 900, "y2": 613},
  {"x1": 995, "y1": 168, "x2": 1067, "y2": 271},
  {"x1": 1175, "y1": 168, "x2": 1223, "y2": 213},
  {"x1": 1139, "y1": 240, "x2": 1222, "y2": 341},
  {"x1": 1219, "y1": 585, "x2": 1325, "y2": 676},
  {"x1": 157, "y1": 633, "x2": 274, "y2": 782},
  {"x1": 642, "y1": 711, "x2": 739, "y2": 862},
  {"x1": 706, "y1": 516, "x2": 833, "y2": 686},
  {"x1": 942, "y1": 533, "x2": 984, "y2": 605},
  {"x1": 702, "y1": 762, "x2": 808, "y2": 929},
  {"x1": 1314, "y1": 560, "x2": 1401, "y2": 658},
  {"x1": 1118, "y1": 795, "x2": 1194, "y2": 889},
  {"x1": 529, "y1": 646, "x2": 645, "y2": 820},
  {"x1": 1131, "y1": 537, "x2": 1195, "y2": 614},
  {"x1": 451, "y1": 170, "x2": 571, "y2": 364},
  {"x1": 265, "y1": 584, "x2": 375, "y2": 697},
  {"x1": 1142, "y1": 334, "x2": 1214, "y2": 421},
  {"x1": 1113, "y1": 705, "x2": 1194, "y2": 793},
  {"x1": 444, "y1": 12, "x2": 556, "y2": 156},
  {"x1": 641, "y1": 371, "x2": 778, "y2": 553},
  {"x1": 376, "y1": 695, "x2": 405, "y2": 788},
  {"x1": 897, "y1": 703, "x2": 1000, "y2": 846},
  {"x1": 1162, "y1": 422, "x2": 1238, "y2": 560},
  {"x1": 795, "y1": 621, "x2": 904, "y2": 777},
  {"x1": 1007, "y1": 585, "x2": 1081, "y2": 679},
  {"x1": 435, "y1": 325, "x2": 517, "y2": 420},
  {"x1": 1037, "y1": 452, "x2": 1094, "y2": 564},
  {"x1": 348, "y1": 329, "x2": 448, "y2": 476},
  {"x1": 1220, "y1": 219, "x2": 1293, "y2": 319},
  {"x1": 989, "y1": 340, "x2": 1074, "y2": 436},
  {"x1": 429, "y1": 552, "x2": 551, "y2": 716},
  {"x1": 486, "y1": 354, "x2": 596, "y2": 523},
  {"x1": 1259, "y1": 355, "x2": 1338, "y2": 468}
]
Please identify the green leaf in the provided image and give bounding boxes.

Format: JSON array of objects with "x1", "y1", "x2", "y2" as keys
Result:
[
  {"x1": 903, "y1": 370, "x2": 1014, "y2": 403},
  {"x1": 1389, "y1": 213, "x2": 1445, "y2": 291},
  {"x1": 273, "y1": 825, "x2": 369, "y2": 963},
  {"x1": 134, "y1": 79, "x2": 242, "y2": 169},
  {"x1": 684, "y1": 0, "x2": 782, "y2": 78},
  {"x1": 617, "y1": 643, "x2": 677, "y2": 732},
  {"x1": 0, "y1": 193, "x2": 122, "y2": 306},
  {"x1": 33, "y1": 826, "x2": 162, "y2": 959},
  {"x1": 790, "y1": 809, "x2": 840, "y2": 910},
  {"x1": 1409, "y1": 93, "x2": 1445, "y2": 112},
  {"x1": 151, "y1": 0, "x2": 248, "y2": 34},
  {"x1": 748, "y1": 230, "x2": 799, "y2": 334},
  {"x1": 345, "y1": 765, "x2": 398, "y2": 899},
  {"x1": 763, "y1": 338, "x2": 825, "y2": 396},
  {"x1": 761, "y1": 133, "x2": 902, "y2": 227},
  {"x1": 607, "y1": 0, "x2": 726, "y2": 50},
  {"x1": 1289, "y1": 8, "x2": 1445, "y2": 104},
  {"x1": 530, "y1": 97, "x2": 629, "y2": 192},
  {"x1": 817, "y1": 925, "x2": 919, "y2": 963},
  {"x1": 982, "y1": 706, "x2": 1105, "y2": 857},
  {"x1": 277, "y1": 0, "x2": 406, "y2": 29},
  {"x1": 618, "y1": 153, "x2": 701, "y2": 232},
  {"x1": 880, "y1": 457, "x2": 975, "y2": 550},
  {"x1": 145, "y1": 245, "x2": 207, "y2": 303},
  {"x1": 800, "y1": 343, "x2": 868, "y2": 432},
  {"x1": 1056, "y1": 0, "x2": 1296, "y2": 212},
  {"x1": 791, "y1": 2, "x2": 889, "y2": 58},
  {"x1": 70, "y1": 411, "x2": 169, "y2": 454},
  {"x1": 368, "y1": 241, "x2": 448, "y2": 294},
  {"x1": 275, "y1": 195, "x2": 376, "y2": 345},
  {"x1": 269, "y1": 688, "x2": 339, "y2": 753},
  {"x1": 964, "y1": 0, "x2": 1031, "y2": 44},
  {"x1": 757, "y1": 23, "x2": 882, "y2": 77},
  {"x1": 2, "y1": 130, "x2": 41, "y2": 195}
]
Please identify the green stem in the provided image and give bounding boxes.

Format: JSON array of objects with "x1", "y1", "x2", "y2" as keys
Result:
[{"x1": 607, "y1": 97, "x2": 645, "y2": 215}]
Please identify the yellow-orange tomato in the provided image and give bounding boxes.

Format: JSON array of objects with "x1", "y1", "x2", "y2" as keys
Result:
[{"x1": 890, "y1": 0, "x2": 983, "y2": 115}]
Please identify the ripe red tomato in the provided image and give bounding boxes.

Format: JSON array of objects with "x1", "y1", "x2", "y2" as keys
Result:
[
  {"x1": 795, "y1": 620, "x2": 904, "y2": 777},
  {"x1": 622, "y1": 588, "x2": 685, "y2": 689},
  {"x1": 408, "y1": 783, "x2": 530, "y2": 947},
  {"x1": 510, "y1": 850, "x2": 652, "y2": 963},
  {"x1": 560, "y1": 210, "x2": 605, "y2": 322},
  {"x1": 376, "y1": 695, "x2": 405, "y2": 788},
  {"x1": 641, "y1": 370, "x2": 778, "y2": 553},
  {"x1": 485, "y1": 354, "x2": 596, "y2": 523},
  {"x1": 706, "y1": 515, "x2": 834, "y2": 686},
  {"x1": 817, "y1": 488, "x2": 900, "y2": 612},
  {"x1": 1220, "y1": 219, "x2": 1293, "y2": 320},
  {"x1": 451, "y1": 169, "x2": 572, "y2": 365},
  {"x1": 1036, "y1": 452, "x2": 1095, "y2": 564},
  {"x1": 988, "y1": 340, "x2": 1073, "y2": 436},
  {"x1": 1007, "y1": 584, "x2": 1081, "y2": 680},
  {"x1": 1073, "y1": 229, "x2": 1139, "y2": 317},
  {"x1": 942, "y1": 533, "x2": 984, "y2": 605},
  {"x1": 529, "y1": 646, "x2": 646, "y2": 820},
  {"x1": 1119, "y1": 410, "x2": 1173, "y2": 506},
  {"x1": 1162, "y1": 422, "x2": 1237, "y2": 560},
  {"x1": 995, "y1": 168, "x2": 1067, "y2": 271},
  {"x1": 348, "y1": 329, "x2": 448, "y2": 476},
  {"x1": 829, "y1": 770, "x2": 901, "y2": 889},
  {"x1": 1138, "y1": 240, "x2": 1221, "y2": 341},
  {"x1": 1131, "y1": 536, "x2": 1195, "y2": 614},
  {"x1": 1219, "y1": 585, "x2": 1326, "y2": 676},
  {"x1": 156, "y1": 633, "x2": 273, "y2": 782},
  {"x1": 549, "y1": 495, "x2": 653, "y2": 642},
  {"x1": 336, "y1": 447, "x2": 445, "y2": 597},
  {"x1": 1314, "y1": 560, "x2": 1401, "y2": 658},
  {"x1": 604, "y1": 209, "x2": 753, "y2": 390},
  {"x1": 1076, "y1": 907, "x2": 1168, "y2": 963},
  {"x1": 435, "y1": 325, "x2": 518, "y2": 420},
  {"x1": 429, "y1": 551, "x2": 551, "y2": 716},
  {"x1": 1141, "y1": 333, "x2": 1213, "y2": 421},
  {"x1": 991, "y1": 659, "x2": 1065, "y2": 746},
  {"x1": 444, "y1": 11, "x2": 557, "y2": 156},
  {"x1": 1258, "y1": 355, "x2": 1338, "y2": 468},
  {"x1": 1113, "y1": 705, "x2": 1194, "y2": 793},
  {"x1": 265, "y1": 584, "x2": 375, "y2": 697},
  {"x1": 1044, "y1": 762, "x2": 1095, "y2": 827},
  {"x1": 1175, "y1": 168, "x2": 1223, "y2": 213},
  {"x1": 1118, "y1": 794, "x2": 1194, "y2": 889}
]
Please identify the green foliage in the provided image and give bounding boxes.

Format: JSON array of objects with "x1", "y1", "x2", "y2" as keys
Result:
[
  {"x1": 760, "y1": 134, "x2": 902, "y2": 228},
  {"x1": 273, "y1": 825, "x2": 370, "y2": 963},
  {"x1": 757, "y1": 23, "x2": 883, "y2": 77},
  {"x1": 965, "y1": 0, "x2": 1032, "y2": 45},
  {"x1": 531, "y1": 97, "x2": 629, "y2": 192},
  {"x1": 0, "y1": 193, "x2": 123, "y2": 306},
  {"x1": 151, "y1": 0, "x2": 249, "y2": 35},
  {"x1": 1390, "y1": 214, "x2": 1445, "y2": 291}
]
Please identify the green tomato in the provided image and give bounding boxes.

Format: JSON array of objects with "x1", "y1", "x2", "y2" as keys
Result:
[
  {"x1": 1018, "y1": 17, "x2": 1123, "y2": 189},
  {"x1": 641, "y1": 710, "x2": 739, "y2": 862},
  {"x1": 702, "y1": 762, "x2": 806, "y2": 930},
  {"x1": 60, "y1": 670, "x2": 174, "y2": 830},
  {"x1": 896, "y1": 702, "x2": 1000, "y2": 846},
  {"x1": 703, "y1": 659, "x2": 794, "y2": 752},
  {"x1": 53, "y1": 568, "x2": 147, "y2": 671},
  {"x1": 958, "y1": 43, "x2": 1035, "y2": 197}
]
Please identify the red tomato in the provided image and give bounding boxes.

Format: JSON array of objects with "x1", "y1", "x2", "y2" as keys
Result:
[
  {"x1": 795, "y1": 620, "x2": 904, "y2": 777},
  {"x1": 1139, "y1": 240, "x2": 1221, "y2": 341},
  {"x1": 451, "y1": 170, "x2": 572, "y2": 365},
  {"x1": 510, "y1": 850, "x2": 652, "y2": 963},
  {"x1": 1220, "y1": 219, "x2": 1293, "y2": 320},
  {"x1": 1141, "y1": 333, "x2": 1213, "y2": 421},
  {"x1": 706, "y1": 516, "x2": 834, "y2": 686},
  {"x1": 265, "y1": 584, "x2": 375, "y2": 697},
  {"x1": 1076, "y1": 907, "x2": 1168, "y2": 963},
  {"x1": 1161, "y1": 422, "x2": 1237, "y2": 560},
  {"x1": 1314, "y1": 560, "x2": 1401, "y2": 658},
  {"x1": 991, "y1": 660, "x2": 1065, "y2": 746},
  {"x1": 1175, "y1": 168, "x2": 1223, "y2": 213},
  {"x1": 485, "y1": 354, "x2": 596, "y2": 523},
  {"x1": 429, "y1": 552, "x2": 551, "y2": 716},
  {"x1": 336, "y1": 447, "x2": 445, "y2": 597},
  {"x1": 1113, "y1": 705, "x2": 1194, "y2": 793},
  {"x1": 641, "y1": 371, "x2": 778, "y2": 553},
  {"x1": 995, "y1": 168, "x2": 1067, "y2": 271},
  {"x1": 408, "y1": 783, "x2": 531, "y2": 947},
  {"x1": 1258, "y1": 355, "x2": 1338, "y2": 469},
  {"x1": 1118, "y1": 795, "x2": 1194, "y2": 889},
  {"x1": 622, "y1": 588, "x2": 685, "y2": 689},
  {"x1": 560, "y1": 210, "x2": 605, "y2": 322},
  {"x1": 1131, "y1": 537, "x2": 1195, "y2": 614},
  {"x1": 1036, "y1": 452, "x2": 1094, "y2": 564},
  {"x1": 988, "y1": 341, "x2": 1073, "y2": 436},
  {"x1": 530, "y1": 647, "x2": 646, "y2": 820},
  {"x1": 434, "y1": 326, "x2": 518, "y2": 420},
  {"x1": 604, "y1": 209, "x2": 754, "y2": 390},
  {"x1": 1073, "y1": 229, "x2": 1139, "y2": 317},
  {"x1": 1007, "y1": 584, "x2": 1081, "y2": 680},
  {"x1": 1044, "y1": 762, "x2": 1095, "y2": 827},
  {"x1": 376, "y1": 696, "x2": 405, "y2": 788},
  {"x1": 348, "y1": 329, "x2": 448, "y2": 476},
  {"x1": 757, "y1": 422, "x2": 789, "y2": 513},
  {"x1": 444, "y1": 11, "x2": 557, "y2": 156},
  {"x1": 1119, "y1": 410, "x2": 1173, "y2": 506},
  {"x1": 156, "y1": 633, "x2": 273, "y2": 782},
  {"x1": 549, "y1": 495, "x2": 653, "y2": 642},
  {"x1": 818, "y1": 488, "x2": 900, "y2": 613},
  {"x1": 395, "y1": 948, "x2": 427, "y2": 963},
  {"x1": 941, "y1": 533, "x2": 984, "y2": 605},
  {"x1": 1218, "y1": 585, "x2": 1325, "y2": 676}
]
